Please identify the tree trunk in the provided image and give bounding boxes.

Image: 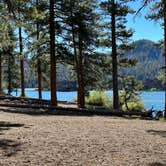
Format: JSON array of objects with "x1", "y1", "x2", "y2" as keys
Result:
[
  {"x1": 19, "y1": 27, "x2": 25, "y2": 97},
  {"x1": 49, "y1": 0, "x2": 57, "y2": 106},
  {"x1": 70, "y1": 5, "x2": 84, "y2": 108},
  {"x1": 37, "y1": 58, "x2": 42, "y2": 99},
  {"x1": 163, "y1": 0, "x2": 166, "y2": 119},
  {"x1": 0, "y1": 54, "x2": 2, "y2": 94},
  {"x1": 36, "y1": 0, "x2": 42, "y2": 100},
  {"x1": 77, "y1": 34, "x2": 85, "y2": 108},
  {"x1": 71, "y1": 25, "x2": 80, "y2": 107},
  {"x1": 124, "y1": 93, "x2": 129, "y2": 111},
  {"x1": 111, "y1": 0, "x2": 119, "y2": 110},
  {"x1": 71, "y1": 22, "x2": 85, "y2": 108},
  {"x1": 77, "y1": 67, "x2": 85, "y2": 108},
  {"x1": 8, "y1": 53, "x2": 12, "y2": 95}
]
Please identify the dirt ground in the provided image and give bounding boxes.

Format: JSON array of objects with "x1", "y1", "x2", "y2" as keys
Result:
[{"x1": 0, "y1": 109, "x2": 166, "y2": 166}]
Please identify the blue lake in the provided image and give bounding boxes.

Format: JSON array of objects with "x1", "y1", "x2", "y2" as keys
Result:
[{"x1": 11, "y1": 89, "x2": 165, "y2": 110}]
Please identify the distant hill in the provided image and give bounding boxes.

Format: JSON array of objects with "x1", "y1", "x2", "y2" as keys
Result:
[
  {"x1": 55, "y1": 39, "x2": 164, "y2": 90},
  {"x1": 23, "y1": 39, "x2": 164, "y2": 90},
  {"x1": 124, "y1": 39, "x2": 163, "y2": 81}
]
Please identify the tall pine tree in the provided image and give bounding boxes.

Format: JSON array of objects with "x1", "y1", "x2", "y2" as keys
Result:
[
  {"x1": 100, "y1": 0, "x2": 134, "y2": 110},
  {"x1": 58, "y1": 0, "x2": 99, "y2": 108}
]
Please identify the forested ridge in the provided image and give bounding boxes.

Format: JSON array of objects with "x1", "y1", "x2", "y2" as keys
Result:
[
  {"x1": 24, "y1": 39, "x2": 162, "y2": 91},
  {"x1": 57, "y1": 39, "x2": 164, "y2": 90},
  {"x1": 125, "y1": 39, "x2": 163, "y2": 80},
  {"x1": 124, "y1": 39, "x2": 164, "y2": 90}
]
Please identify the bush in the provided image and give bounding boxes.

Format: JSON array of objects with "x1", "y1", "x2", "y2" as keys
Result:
[
  {"x1": 118, "y1": 91, "x2": 145, "y2": 112},
  {"x1": 74, "y1": 90, "x2": 145, "y2": 112},
  {"x1": 85, "y1": 91, "x2": 112, "y2": 109},
  {"x1": 150, "y1": 88, "x2": 157, "y2": 91},
  {"x1": 122, "y1": 100, "x2": 145, "y2": 112}
]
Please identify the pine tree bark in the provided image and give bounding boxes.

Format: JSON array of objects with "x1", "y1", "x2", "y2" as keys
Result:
[
  {"x1": 71, "y1": 24, "x2": 80, "y2": 107},
  {"x1": 163, "y1": 0, "x2": 166, "y2": 119},
  {"x1": 37, "y1": 58, "x2": 42, "y2": 99},
  {"x1": 19, "y1": 27, "x2": 25, "y2": 97},
  {"x1": 8, "y1": 53, "x2": 12, "y2": 95},
  {"x1": 111, "y1": 0, "x2": 119, "y2": 110},
  {"x1": 70, "y1": 7, "x2": 85, "y2": 108},
  {"x1": 49, "y1": 0, "x2": 57, "y2": 106},
  {"x1": 36, "y1": 0, "x2": 42, "y2": 100},
  {"x1": 0, "y1": 54, "x2": 2, "y2": 94},
  {"x1": 77, "y1": 33, "x2": 85, "y2": 108}
]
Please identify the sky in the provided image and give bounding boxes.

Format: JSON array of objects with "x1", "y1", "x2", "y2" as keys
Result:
[{"x1": 126, "y1": 1, "x2": 163, "y2": 42}]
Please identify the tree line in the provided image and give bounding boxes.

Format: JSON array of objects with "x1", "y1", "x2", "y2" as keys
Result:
[{"x1": 0, "y1": 0, "x2": 165, "y2": 118}]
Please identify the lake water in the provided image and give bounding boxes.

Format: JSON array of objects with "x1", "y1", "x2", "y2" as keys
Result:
[{"x1": 10, "y1": 89, "x2": 165, "y2": 110}]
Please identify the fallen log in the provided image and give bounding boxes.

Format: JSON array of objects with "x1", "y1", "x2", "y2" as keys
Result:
[
  {"x1": 0, "y1": 95, "x2": 76, "y2": 105},
  {"x1": 0, "y1": 102, "x2": 153, "y2": 118},
  {"x1": 0, "y1": 103, "x2": 48, "y2": 109}
]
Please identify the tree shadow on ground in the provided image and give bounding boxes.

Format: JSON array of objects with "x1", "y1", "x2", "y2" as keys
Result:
[
  {"x1": 0, "y1": 139, "x2": 22, "y2": 157},
  {"x1": 122, "y1": 116, "x2": 153, "y2": 121},
  {"x1": 0, "y1": 107, "x2": 96, "y2": 116},
  {"x1": 148, "y1": 162, "x2": 166, "y2": 166},
  {"x1": 0, "y1": 121, "x2": 24, "y2": 156},
  {"x1": 146, "y1": 130, "x2": 166, "y2": 138},
  {"x1": 0, "y1": 121, "x2": 24, "y2": 134},
  {"x1": 0, "y1": 121, "x2": 24, "y2": 128}
]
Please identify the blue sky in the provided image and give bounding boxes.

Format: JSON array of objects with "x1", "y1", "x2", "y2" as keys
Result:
[{"x1": 126, "y1": 1, "x2": 163, "y2": 42}]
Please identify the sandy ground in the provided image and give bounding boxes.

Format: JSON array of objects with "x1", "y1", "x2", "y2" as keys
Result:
[{"x1": 0, "y1": 109, "x2": 166, "y2": 166}]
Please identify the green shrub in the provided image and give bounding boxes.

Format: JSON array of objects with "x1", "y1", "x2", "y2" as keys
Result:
[
  {"x1": 122, "y1": 100, "x2": 145, "y2": 112},
  {"x1": 74, "y1": 90, "x2": 145, "y2": 112},
  {"x1": 118, "y1": 90, "x2": 145, "y2": 112},
  {"x1": 85, "y1": 91, "x2": 112, "y2": 109},
  {"x1": 73, "y1": 95, "x2": 77, "y2": 102},
  {"x1": 150, "y1": 88, "x2": 157, "y2": 91}
]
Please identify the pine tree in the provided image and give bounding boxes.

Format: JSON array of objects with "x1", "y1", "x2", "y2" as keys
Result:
[
  {"x1": 0, "y1": 23, "x2": 20, "y2": 95},
  {"x1": 163, "y1": 0, "x2": 166, "y2": 119},
  {"x1": 100, "y1": 0, "x2": 134, "y2": 110},
  {"x1": 25, "y1": 0, "x2": 49, "y2": 99},
  {"x1": 0, "y1": 2, "x2": 12, "y2": 94},
  {"x1": 120, "y1": 76, "x2": 143, "y2": 110},
  {"x1": 2, "y1": 0, "x2": 29, "y2": 97},
  {"x1": 3, "y1": 48, "x2": 20, "y2": 95},
  {"x1": 138, "y1": 0, "x2": 166, "y2": 118},
  {"x1": 49, "y1": 0, "x2": 57, "y2": 106},
  {"x1": 111, "y1": 0, "x2": 119, "y2": 110},
  {"x1": 57, "y1": 0, "x2": 99, "y2": 108}
]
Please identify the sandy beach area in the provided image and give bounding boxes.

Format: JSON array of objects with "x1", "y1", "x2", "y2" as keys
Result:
[{"x1": 0, "y1": 109, "x2": 166, "y2": 166}]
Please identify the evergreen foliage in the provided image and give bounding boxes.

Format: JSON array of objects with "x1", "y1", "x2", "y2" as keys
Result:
[
  {"x1": 2, "y1": 27, "x2": 20, "y2": 94},
  {"x1": 120, "y1": 76, "x2": 143, "y2": 111},
  {"x1": 99, "y1": 0, "x2": 136, "y2": 109}
]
